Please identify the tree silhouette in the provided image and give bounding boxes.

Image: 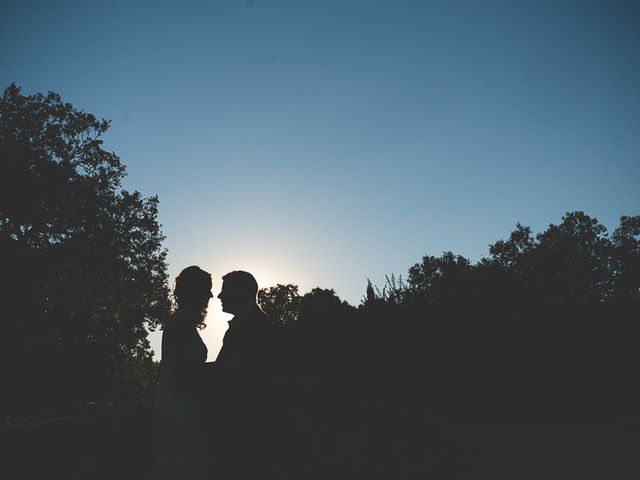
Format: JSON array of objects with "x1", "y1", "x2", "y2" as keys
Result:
[
  {"x1": 0, "y1": 84, "x2": 171, "y2": 415},
  {"x1": 358, "y1": 211, "x2": 640, "y2": 421},
  {"x1": 259, "y1": 283, "x2": 301, "y2": 326},
  {"x1": 611, "y1": 215, "x2": 640, "y2": 304}
]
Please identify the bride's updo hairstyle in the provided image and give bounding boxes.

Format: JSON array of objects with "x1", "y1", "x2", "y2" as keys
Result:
[{"x1": 173, "y1": 266, "x2": 212, "y2": 329}]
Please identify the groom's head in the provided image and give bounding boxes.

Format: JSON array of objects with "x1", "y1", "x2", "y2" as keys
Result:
[{"x1": 218, "y1": 270, "x2": 258, "y2": 314}]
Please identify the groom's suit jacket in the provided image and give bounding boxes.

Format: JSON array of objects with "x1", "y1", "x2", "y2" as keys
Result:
[
  {"x1": 217, "y1": 303, "x2": 272, "y2": 364},
  {"x1": 212, "y1": 305, "x2": 275, "y2": 480},
  {"x1": 215, "y1": 303, "x2": 274, "y2": 398}
]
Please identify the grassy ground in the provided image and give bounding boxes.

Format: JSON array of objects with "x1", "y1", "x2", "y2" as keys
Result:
[
  {"x1": 0, "y1": 407, "x2": 155, "y2": 480},
  {"x1": 1, "y1": 407, "x2": 639, "y2": 479}
]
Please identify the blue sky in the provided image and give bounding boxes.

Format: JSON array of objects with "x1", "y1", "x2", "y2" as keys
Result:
[{"x1": 2, "y1": 0, "x2": 639, "y2": 358}]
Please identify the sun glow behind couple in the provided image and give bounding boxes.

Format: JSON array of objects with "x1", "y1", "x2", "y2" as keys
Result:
[{"x1": 152, "y1": 255, "x2": 307, "y2": 361}]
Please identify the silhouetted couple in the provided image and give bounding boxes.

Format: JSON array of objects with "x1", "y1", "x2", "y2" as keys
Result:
[{"x1": 151, "y1": 266, "x2": 273, "y2": 480}]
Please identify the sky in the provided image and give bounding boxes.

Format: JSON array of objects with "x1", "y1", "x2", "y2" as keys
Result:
[{"x1": 2, "y1": 0, "x2": 639, "y2": 359}]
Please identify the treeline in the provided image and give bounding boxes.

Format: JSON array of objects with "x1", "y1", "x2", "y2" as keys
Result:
[
  {"x1": 260, "y1": 211, "x2": 640, "y2": 425},
  {"x1": 0, "y1": 84, "x2": 170, "y2": 419},
  {"x1": 2, "y1": 83, "x2": 638, "y2": 432}
]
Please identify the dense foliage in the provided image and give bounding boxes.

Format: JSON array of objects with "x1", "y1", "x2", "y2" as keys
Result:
[
  {"x1": 261, "y1": 212, "x2": 639, "y2": 424},
  {"x1": 0, "y1": 84, "x2": 170, "y2": 416},
  {"x1": 2, "y1": 83, "x2": 638, "y2": 436}
]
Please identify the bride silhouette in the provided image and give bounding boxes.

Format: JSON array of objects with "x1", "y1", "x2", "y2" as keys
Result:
[{"x1": 151, "y1": 266, "x2": 212, "y2": 480}]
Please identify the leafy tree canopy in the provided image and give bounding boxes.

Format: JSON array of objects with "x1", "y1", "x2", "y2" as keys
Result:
[
  {"x1": 0, "y1": 84, "x2": 171, "y2": 412},
  {"x1": 259, "y1": 284, "x2": 301, "y2": 326},
  {"x1": 259, "y1": 284, "x2": 354, "y2": 326}
]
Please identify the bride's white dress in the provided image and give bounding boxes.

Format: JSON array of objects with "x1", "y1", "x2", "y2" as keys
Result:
[{"x1": 151, "y1": 310, "x2": 209, "y2": 480}]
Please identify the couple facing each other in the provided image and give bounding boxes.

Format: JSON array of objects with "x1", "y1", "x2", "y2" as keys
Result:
[{"x1": 152, "y1": 266, "x2": 273, "y2": 480}]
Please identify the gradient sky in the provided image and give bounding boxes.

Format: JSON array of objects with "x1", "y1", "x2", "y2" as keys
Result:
[{"x1": 2, "y1": 0, "x2": 639, "y2": 359}]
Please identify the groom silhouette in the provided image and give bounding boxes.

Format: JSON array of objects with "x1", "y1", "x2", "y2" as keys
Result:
[
  {"x1": 213, "y1": 271, "x2": 274, "y2": 479},
  {"x1": 216, "y1": 270, "x2": 272, "y2": 369}
]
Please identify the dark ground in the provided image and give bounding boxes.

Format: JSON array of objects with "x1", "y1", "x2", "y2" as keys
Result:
[{"x1": 2, "y1": 407, "x2": 640, "y2": 480}]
